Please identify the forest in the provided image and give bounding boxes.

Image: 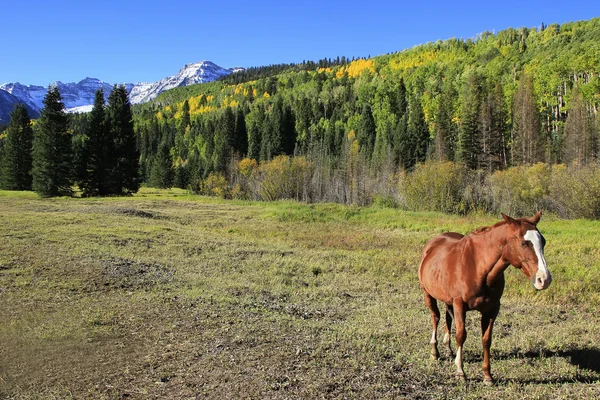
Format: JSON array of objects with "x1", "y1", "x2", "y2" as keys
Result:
[{"x1": 2, "y1": 18, "x2": 600, "y2": 218}]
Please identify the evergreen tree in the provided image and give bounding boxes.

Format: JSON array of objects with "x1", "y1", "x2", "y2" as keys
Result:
[
  {"x1": 79, "y1": 89, "x2": 110, "y2": 196},
  {"x1": 246, "y1": 104, "x2": 264, "y2": 161},
  {"x1": 0, "y1": 104, "x2": 33, "y2": 190},
  {"x1": 32, "y1": 87, "x2": 73, "y2": 197},
  {"x1": 149, "y1": 141, "x2": 173, "y2": 188},
  {"x1": 213, "y1": 106, "x2": 235, "y2": 172},
  {"x1": 457, "y1": 73, "x2": 483, "y2": 169},
  {"x1": 404, "y1": 94, "x2": 429, "y2": 170},
  {"x1": 106, "y1": 85, "x2": 139, "y2": 194},
  {"x1": 234, "y1": 106, "x2": 248, "y2": 156},
  {"x1": 358, "y1": 103, "x2": 376, "y2": 161},
  {"x1": 391, "y1": 78, "x2": 408, "y2": 164}
]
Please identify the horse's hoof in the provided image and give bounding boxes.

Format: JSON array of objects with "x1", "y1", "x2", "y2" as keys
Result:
[
  {"x1": 455, "y1": 372, "x2": 467, "y2": 382},
  {"x1": 430, "y1": 354, "x2": 439, "y2": 361},
  {"x1": 483, "y1": 377, "x2": 494, "y2": 386}
]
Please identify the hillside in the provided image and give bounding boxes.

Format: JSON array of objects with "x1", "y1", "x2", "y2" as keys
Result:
[{"x1": 130, "y1": 18, "x2": 600, "y2": 197}]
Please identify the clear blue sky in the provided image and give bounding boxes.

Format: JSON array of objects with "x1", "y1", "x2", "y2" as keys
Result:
[{"x1": 3, "y1": 0, "x2": 600, "y2": 87}]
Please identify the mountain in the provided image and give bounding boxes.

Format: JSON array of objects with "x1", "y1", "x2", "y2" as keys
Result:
[
  {"x1": 0, "y1": 78, "x2": 118, "y2": 114},
  {"x1": 129, "y1": 61, "x2": 242, "y2": 104},
  {"x1": 0, "y1": 89, "x2": 39, "y2": 124},
  {"x1": 0, "y1": 60, "x2": 242, "y2": 120}
]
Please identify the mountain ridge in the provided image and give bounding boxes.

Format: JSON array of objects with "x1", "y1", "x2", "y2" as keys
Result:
[{"x1": 0, "y1": 61, "x2": 242, "y2": 120}]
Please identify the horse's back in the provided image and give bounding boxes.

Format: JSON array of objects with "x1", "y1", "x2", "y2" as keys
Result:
[{"x1": 418, "y1": 232, "x2": 465, "y2": 302}]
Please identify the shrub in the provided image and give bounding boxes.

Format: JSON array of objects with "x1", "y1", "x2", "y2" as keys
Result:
[
  {"x1": 256, "y1": 155, "x2": 312, "y2": 201},
  {"x1": 549, "y1": 163, "x2": 600, "y2": 219},
  {"x1": 398, "y1": 162, "x2": 468, "y2": 213},
  {"x1": 488, "y1": 163, "x2": 550, "y2": 216},
  {"x1": 202, "y1": 172, "x2": 230, "y2": 199}
]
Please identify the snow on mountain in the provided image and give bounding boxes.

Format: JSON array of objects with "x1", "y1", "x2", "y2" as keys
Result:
[
  {"x1": 128, "y1": 61, "x2": 238, "y2": 104},
  {"x1": 0, "y1": 89, "x2": 40, "y2": 124},
  {"x1": 0, "y1": 82, "x2": 47, "y2": 112},
  {"x1": 0, "y1": 78, "x2": 114, "y2": 114},
  {"x1": 1, "y1": 60, "x2": 242, "y2": 120}
]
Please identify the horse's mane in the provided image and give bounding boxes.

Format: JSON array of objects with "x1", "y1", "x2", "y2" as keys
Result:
[{"x1": 471, "y1": 220, "x2": 508, "y2": 235}]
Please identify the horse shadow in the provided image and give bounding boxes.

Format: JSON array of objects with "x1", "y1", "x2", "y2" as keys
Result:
[{"x1": 490, "y1": 347, "x2": 600, "y2": 384}]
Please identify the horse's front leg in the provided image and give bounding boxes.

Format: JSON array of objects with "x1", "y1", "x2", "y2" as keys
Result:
[
  {"x1": 453, "y1": 299, "x2": 467, "y2": 381},
  {"x1": 481, "y1": 305, "x2": 500, "y2": 385}
]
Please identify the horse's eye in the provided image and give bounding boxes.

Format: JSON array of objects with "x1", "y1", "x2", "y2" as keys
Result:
[{"x1": 521, "y1": 241, "x2": 528, "y2": 248}]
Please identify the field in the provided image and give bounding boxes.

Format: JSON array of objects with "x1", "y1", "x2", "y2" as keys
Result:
[{"x1": 1, "y1": 188, "x2": 599, "y2": 399}]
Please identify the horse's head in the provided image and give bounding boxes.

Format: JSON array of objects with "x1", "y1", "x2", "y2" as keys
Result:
[{"x1": 502, "y1": 211, "x2": 552, "y2": 290}]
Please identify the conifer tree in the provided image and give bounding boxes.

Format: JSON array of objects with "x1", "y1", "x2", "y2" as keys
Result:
[
  {"x1": 106, "y1": 85, "x2": 139, "y2": 194},
  {"x1": 32, "y1": 87, "x2": 73, "y2": 197},
  {"x1": 0, "y1": 104, "x2": 33, "y2": 190},
  {"x1": 80, "y1": 89, "x2": 110, "y2": 196},
  {"x1": 403, "y1": 94, "x2": 429, "y2": 170},
  {"x1": 358, "y1": 103, "x2": 376, "y2": 161},
  {"x1": 246, "y1": 104, "x2": 264, "y2": 161},
  {"x1": 213, "y1": 107, "x2": 235, "y2": 172},
  {"x1": 149, "y1": 140, "x2": 173, "y2": 188},
  {"x1": 234, "y1": 106, "x2": 248, "y2": 156},
  {"x1": 457, "y1": 73, "x2": 483, "y2": 169}
]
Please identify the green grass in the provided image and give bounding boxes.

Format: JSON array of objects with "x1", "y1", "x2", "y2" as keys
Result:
[{"x1": 1, "y1": 188, "x2": 599, "y2": 399}]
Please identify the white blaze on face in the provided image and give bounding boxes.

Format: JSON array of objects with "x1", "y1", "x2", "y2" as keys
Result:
[{"x1": 524, "y1": 230, "x2": 552, "y2": 290}]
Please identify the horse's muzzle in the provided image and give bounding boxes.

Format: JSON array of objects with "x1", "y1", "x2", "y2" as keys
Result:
[{"x1": 531, "y1": 269, "x2": 552, "y2": 290}]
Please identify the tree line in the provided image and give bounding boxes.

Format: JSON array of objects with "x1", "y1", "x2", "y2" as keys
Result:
[
  {"x1": 0, "y1": 85, "x2": 139, "y2": 197},
  {"x1": 130, "y1": 19, "x2": 600, "y2": 196}
]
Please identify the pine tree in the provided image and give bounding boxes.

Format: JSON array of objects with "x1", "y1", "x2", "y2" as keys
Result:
[
  {"x1": 358, "y1": 103, "x2": 376, "y2": 161},
  {"x1": 32, "y1": 86, "x2": 73, "y2": 197},
  {"x1": 234, "y1": 106, "x2": 248, "y2": 156},
  {"x1": 246, "y1": 104, "x2": 264, "y2": 161},
  {"x1": 106, "y1": 85, "x2": 139, "y2": 194},
  {"x1": 149, "y1": 140, "x2": 173, "y2": 188},
  {"x1": 79, "y1": 89, "x2": 110, "y2": 196},
  {"x1": 213, "y1": 107, "x2": 235, "y2": 172},
  {"x1": 0, "y1": 104, "x2": 33, "y2": 190},
  {"x1": 403, "y1": 94, "x2": 429, "y2": 170},
  {"x1": 457, "y1": 73, "x2": 483, "y2": 169}
]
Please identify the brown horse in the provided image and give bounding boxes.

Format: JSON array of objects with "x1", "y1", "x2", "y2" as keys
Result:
[{"x1": 418, "y1": 211, "x2": 552, "y2": 384}]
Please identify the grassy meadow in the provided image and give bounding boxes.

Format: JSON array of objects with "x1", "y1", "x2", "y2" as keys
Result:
[{"x1": 1, "y1": 188, "x2": 599, "y2": 399}]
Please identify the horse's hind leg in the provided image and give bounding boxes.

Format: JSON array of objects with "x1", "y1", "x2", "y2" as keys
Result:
[
  {"x1": 423, "y1": 292, "x2": 441, "y2": 360},
  {"x1": 443, "y1": 304, "x2": 454, "y2": 357}
]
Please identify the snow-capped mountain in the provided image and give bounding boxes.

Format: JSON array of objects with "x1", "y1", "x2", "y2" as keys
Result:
[
  {"x1": 0, "y1": 60, "x2": 242, "y2": 119},
  {"x1": 0, "y1": 82, "x2": 47, "y2": 114},
  {"x1": 0, "y1": 89, "x2": 39, "y2": 124},
  {"x1": 128, "y1": 61, "x2": 241, "y2": 104},
  {"x1": 0, "y1": 78, "x2": 117, "y2": 114}
]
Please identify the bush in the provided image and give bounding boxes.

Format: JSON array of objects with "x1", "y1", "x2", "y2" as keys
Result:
[
  {"x1": 488, "y1": 163, "x2": 551, "y2": 216},
  {"x1": 256, "y1": 155, "x2": 312, "y2": 201},
  {"x1": 398, "y1": 162, "x2": 468, "y2": 213},
  {"x1": 201, "y1": 172, "x2": 230, "y2": 199},
  {"x1": 549, "y1": 163, "x2": 600, "y2": 219}
]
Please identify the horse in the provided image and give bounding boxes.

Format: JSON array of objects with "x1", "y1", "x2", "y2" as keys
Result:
[{"x1": 418, "y1": 211, "x2": 552, "y2": 385}]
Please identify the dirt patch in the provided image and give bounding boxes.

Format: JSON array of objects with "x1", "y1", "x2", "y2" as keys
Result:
[
  {"x1": 97, "y1": 256, "x2": 174, "y2": 290},
  {"x1": 109, "y1": 207, "x2": 160, "y2": 219}
]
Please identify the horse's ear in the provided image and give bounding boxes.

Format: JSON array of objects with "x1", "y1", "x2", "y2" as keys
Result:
[
  {"x1": 530, "y1": 210, "x2": 542, "y2": 225},
  {"x1": 502, "y1": 213, "x2": 518, "y2": 226}
]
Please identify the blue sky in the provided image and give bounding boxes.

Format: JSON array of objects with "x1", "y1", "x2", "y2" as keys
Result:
[{"x1": 3, "y1": 0, "x2": 600, "y2": 86}]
